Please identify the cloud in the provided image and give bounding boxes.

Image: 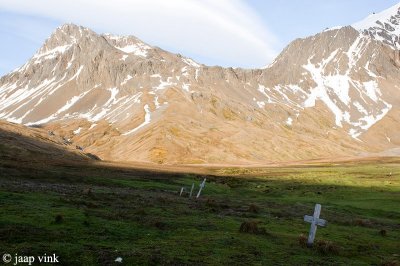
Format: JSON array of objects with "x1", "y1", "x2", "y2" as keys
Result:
[
  {"x1": 0, "y1": 11, "x2": 61, "y2": 75},
  {"x1": 0, "y1": 12, "x2": 57, "y2": 45},
  {"x1": 0, "y1": 0, "x2": 279, "y2": 68}
]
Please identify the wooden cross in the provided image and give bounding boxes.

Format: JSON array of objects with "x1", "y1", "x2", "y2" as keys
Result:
[
  {"x1": 303, "y1": 204, "x2": 327, "y2": 247},
  {"x1": 196, "y1": 178, "x2": 207, "y2": 198}
]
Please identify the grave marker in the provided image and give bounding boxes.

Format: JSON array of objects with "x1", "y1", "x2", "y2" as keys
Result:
[
  {"x1": 189, "y1": 183, "x2": 195, "y2": 198},
  {"x1": 196, "y1": 178, "x2": 207, "y2": 198},
  {"x1": 179, "y1": 187, "x2": 185, "y2": 196},
  {"x1": 303, "y1": 203, "x2": 327, "y2": 247}
]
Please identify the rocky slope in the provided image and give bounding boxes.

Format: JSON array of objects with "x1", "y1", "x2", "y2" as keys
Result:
[
  {"x1": 0, "y1": 4, "x2": 399, "y2": 164},
  {"x1": 0, "y1": 120, "x2": 95, "y2": 163}
]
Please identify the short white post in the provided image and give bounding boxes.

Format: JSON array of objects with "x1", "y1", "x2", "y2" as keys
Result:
[
  {"x1": 196, "y1": 178, "x2": 206, "y2": 198},
  {"x1": 303, "y1": 204, "x2": 327, "y2": 247},
  {"x1": 189, "y1": 183, "x2": 195, "y2": 198},
  {"x1": 179, "y1": 187, "x2": 185, "y2": 196}
]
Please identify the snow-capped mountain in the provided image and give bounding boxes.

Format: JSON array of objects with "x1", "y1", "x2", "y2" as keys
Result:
[
  {"x1": 0, "y1": 3, "x2": 399, "y2": 164},
  {"x1": 353, "y1": 3, "x2": 400, "y2": 49},
  {"x1": 260, "y1": 25, "x2": 397, "y2": 139}
]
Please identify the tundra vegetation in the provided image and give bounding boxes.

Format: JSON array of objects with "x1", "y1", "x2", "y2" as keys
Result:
[{"x1": 0, "y1": 138, "x2": 399, "y2": 265}]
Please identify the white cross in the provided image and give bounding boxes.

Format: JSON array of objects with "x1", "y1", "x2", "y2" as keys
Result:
[
  {"x1": 303, "y1": 204, "x2": 327, "y2": 247},
  {"x1": 179, "y1": 187, "x2": 185, "y2": 196},
  {"x1": 189, "y1": 183, "x2": 195, "y2": 198},
  {"x1": 196, "y1": 178, "x2": 207, "y2": 198}
]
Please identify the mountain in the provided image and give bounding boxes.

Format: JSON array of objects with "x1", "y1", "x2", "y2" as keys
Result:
[
  {"x1": 0, "y1": 120, "x2": 96, "y2": 163},
  {"x1": 353, "y1": 3, "x2": 400, "y2": 49},
  {"x1": 0, "y1": 4, "x2": 399, "y2": 164}
]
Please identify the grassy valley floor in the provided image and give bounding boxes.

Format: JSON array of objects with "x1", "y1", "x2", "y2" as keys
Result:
[{"x1": 0, "y1": 158, "x2": 399, "y2": 265}]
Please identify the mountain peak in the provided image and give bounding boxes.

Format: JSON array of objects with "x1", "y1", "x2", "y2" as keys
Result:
[
  {"x1": 52, "y1": 23, "x2": 95, "y2": 42},
  {"x1": 48, "y1": 23, "x2": 154, "y2": 58},
  {"x1": 352, "y1": 3, "x2": 400, "y2": 48},
  {"x1": 102, "y1": 33, "x2": 153, "y2": 57},
  {"x1": 35, "y1": 23, "x2": 97, "y2": 56},
  {"x1": 57, "y1": 23, "x2": 86, "y2": 32},
  {"x1": 352, "y1": 3, "x2": 400, "y2": 31}
]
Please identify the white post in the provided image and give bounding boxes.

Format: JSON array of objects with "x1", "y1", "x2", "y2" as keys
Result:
[
  {"x1": 189, "y1": 183, "x2": 195, "y2": 198},
  {"x1": 196, "y1": 178, "x2": 206, "y2": 198},
  {"x1": 308, "y1": 204, "x2": 320, "y2": 247},
  {"x1": 179, "y1": 187, "x2": 184, "y2": 196},
  {"x1": 303, "y1": 204, "x2": 327, "y2": 247}
]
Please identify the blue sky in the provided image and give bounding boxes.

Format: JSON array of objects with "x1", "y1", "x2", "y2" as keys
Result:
[{"x1": 0, "y1": 0, "x2": 398, "y2": 76}]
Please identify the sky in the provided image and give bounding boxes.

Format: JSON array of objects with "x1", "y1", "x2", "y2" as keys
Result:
[{"x1": 0, "y1": 0, "x2": 399, "y2": 76}]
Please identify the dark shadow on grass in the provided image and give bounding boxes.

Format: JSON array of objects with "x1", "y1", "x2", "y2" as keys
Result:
[
  {"x1": 0, "y1": 125, "x2": 212, "y2": 188},
  {"x1": 1, "y1": 122, "x2": 400, "y2": 265}
]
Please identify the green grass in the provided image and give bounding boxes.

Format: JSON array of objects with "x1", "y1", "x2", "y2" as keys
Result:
[{"x1": 0, "y1": 161, "x2": 399, "y2": 265}]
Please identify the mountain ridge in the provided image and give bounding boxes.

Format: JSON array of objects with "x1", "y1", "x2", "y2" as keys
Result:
[{"x1": 0, "y1": 4, "x2": 399, "y2": 164}]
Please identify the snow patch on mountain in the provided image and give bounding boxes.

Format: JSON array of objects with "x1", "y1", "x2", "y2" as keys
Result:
[
  {"x1": 74, "y1": 127, "x2": 82, "y2": 134},
  {"x1": 26, "y1": 89, "x2": 93, "y2": 125},
  {"x1": 121, "y1": 75, "x2": 133, "y2": 85},
  {"x1": 116, "y1": 43, "x2": 151, "y2": 57},
  {"x1": 352, "y1": 3, "x2": 400, "y2": 49},
  {"x1": 105, "y1": 88, "x2": 119, "y2": 106},
  {"x1": 362, "y1": 81, "x2": 381, "y2": 102},
  {"x1": 154, "y1": 96, "x2": 160, "y2": 109},
  {"x1": 302, "y1": 46, "x2": 391, "y2": 139},
  {"x1": 256, "y1": 101, "x2": 265, "y2": 108},
  {"x1": 78, "y1": 92, "x2": 142, "y2": 123},
  {"x1": 258, "y1": 85, "x2": 275, "y2": 104},
  {"x1": 303, "y1": 59, "x2": 348, "y2": 127},
  {"x1": 182, "y1": 58, "x2": 200, "y2": 68},
  {"x1": 33, "y1": 45, "x2": 72, "y2": 64},
  {"x1": 122, "y1": 104, "x2": 151, "y2": 135},
  {"x1": 153, "y1": 77, "x2": 176, "y2": 91},
  {"x1": 104, "y1": 34, "x2": 152, "y2": 57},
  {"x1": 352, "y1": 3, "x2": 400, "y2": 33},
  {"x1": 349, "y1": 102, "x2": 392, "y2": 138},
  {"x1": 182, "y1": 83, "x2": 190, "y2": 92},
  {"x1": 346, "y1": 36, "x2": 369, "y2": 71},
  {"x1": 323, "y1": 26, "x2": 343, "y2": 32}
]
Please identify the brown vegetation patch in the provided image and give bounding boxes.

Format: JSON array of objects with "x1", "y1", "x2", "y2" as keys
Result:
[
  {"x1": 239, "y1": 221, "x2": 267, "y2": 235},
  {"x1": 315, "y1": 240, "x2": 340, "y2": 255},
  {"x1": 381, "y1": 260, "x2": 400, "y2": 266},
  {"x1": 222, "y1": 107, "x2": 236, "y2": 120},
  {"x1": 248, "y1": 204, "x2": 260, "y2": 214},
  {"x1": 354, "y1": 218, "x2": 373, "y2": 227},
  {"x1": 149, "y1": 147, "x2": 168, "y2": 164},
  {"x1": 54, "y1": 214, "x2": 64, "y2": 224},
  {"x1": 298, "y1": 234, "x2": 308, "y2": 248}
]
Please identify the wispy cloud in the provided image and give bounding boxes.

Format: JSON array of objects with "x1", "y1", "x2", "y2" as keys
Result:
[
  {"x1": 0, "y1": 0, "x2": 279, "y2": 68},
  {"x1": 0, "y1": 11, "x2": 60, "y2": 75},
  {"x1": 0, "y1": 12, "x2": 57, "y2": 45}
]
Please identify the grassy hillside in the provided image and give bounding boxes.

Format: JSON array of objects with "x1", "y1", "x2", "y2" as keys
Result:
[
  {"x1": 0, "y1": 122, "x2": 399, "y2": 265},
  {"x1": 0, "y1": 155, "x2": 399, "y2": 265}
]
